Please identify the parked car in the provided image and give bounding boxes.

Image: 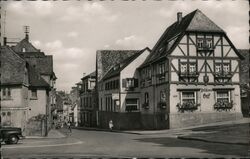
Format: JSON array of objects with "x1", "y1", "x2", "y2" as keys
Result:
[{"x1": 0, "y1": 127, "x2": 25, "y2": 144}]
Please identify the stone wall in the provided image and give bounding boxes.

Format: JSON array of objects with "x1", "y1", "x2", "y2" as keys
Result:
[
  {"x1": 99, "y1": 111, "x2": 141, "y2": 130},
  {"x1": 169, "y1": 112, "x2": 243, "y2": 129}
]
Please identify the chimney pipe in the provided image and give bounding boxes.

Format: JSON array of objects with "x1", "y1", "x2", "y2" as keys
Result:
[
  {"x1": 177, "y1": 12, "x2": 182, "y2": 24},
  {"x1": 3, "y1": 37, "x2": 7, "y2": 46}
]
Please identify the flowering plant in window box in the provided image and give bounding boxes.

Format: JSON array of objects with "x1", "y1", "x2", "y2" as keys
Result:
[
  {"x1": 142, "y1": 103, "x2": 149, "y2": 109},
  {"x1": 176, "y1": 102, "x2": 200, "y2": 112},
  {"x1": 158, "y1": 101, "x2": 167, "y2": 109},
  {"x1": 214, "y1": 100, "x2": 233, "y2": 111}
]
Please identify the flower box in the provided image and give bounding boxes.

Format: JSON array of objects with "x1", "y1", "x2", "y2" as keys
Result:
[
  {"x1": 214, "y1": 101, "x2": 233, "y2": 111},
  {"x1": 158, "y1": 102, "x2": 167, "y2": 109},
  {"x1": 176, "y1": 102, "x2": 200, "y2": 112},
  {"x1": 142, "y1": 103, "x2": 149, "y2": 109}
]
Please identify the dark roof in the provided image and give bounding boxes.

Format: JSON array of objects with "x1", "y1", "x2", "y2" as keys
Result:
[
  {"x1": 12, "y1": 38, "x2": 40, "y2": 53},
  {"x1": 28, "y1": 64, "x2": 50, "y2": 88},
  {"x1": 1, "y1": 46, "x2": 27, "y2": 85},
  {"x1": 102, "y1": 47, "x2": 151, "y2": 80},
  {"x1": 238, "y1": 49, "x2": 250, "y2": 84},
  {"x1": 140, "y1": 9, "x2": 226, "y2": 67},
  {"x1": 24, "y1": 56, "x2": 54, "y2": 75},
  {"x1": 96, "y1": 50, "x2": 140, "y2": 81},
  {"x1": 12, "y1": 37, "x2": 55, "y2": 76},
  {"x1": 81, "y1": 71, "x2": 96, "y2": 80}
]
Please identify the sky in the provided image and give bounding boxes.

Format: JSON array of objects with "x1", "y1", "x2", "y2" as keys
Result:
[{"x1": 1, "y1": 0, "x2": 249, "y2": 92}]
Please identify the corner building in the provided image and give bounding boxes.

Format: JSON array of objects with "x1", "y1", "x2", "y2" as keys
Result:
[{"x1": 139, "y1": 9, "x2": 244, "y2": 129}]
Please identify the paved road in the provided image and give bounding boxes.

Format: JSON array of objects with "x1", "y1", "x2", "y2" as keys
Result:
[{"x1": 2, "y1": 128, "x2": 249, "y2": 158}]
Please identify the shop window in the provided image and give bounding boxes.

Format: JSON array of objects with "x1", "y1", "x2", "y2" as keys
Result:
[{"x1": 125, "y1": 99, "x2": 138, "y2": 112}]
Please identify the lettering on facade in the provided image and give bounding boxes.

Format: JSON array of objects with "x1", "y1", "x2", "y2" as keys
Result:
[{"x1": 203, "y1": 93, "x2": 210, "y2": 99}]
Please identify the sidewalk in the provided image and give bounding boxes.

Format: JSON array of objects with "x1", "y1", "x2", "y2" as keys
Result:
[
  {"x1": 25, "y1": 129, "x2": 66, "y2": 139},
  {"x1": 125, "y1": 118, "x2": 250, "y2": 146}
]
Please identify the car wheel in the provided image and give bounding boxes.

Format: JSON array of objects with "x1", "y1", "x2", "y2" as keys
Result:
[{"x1": 8, "y1": 135, "x2": 19, "y2": 144}]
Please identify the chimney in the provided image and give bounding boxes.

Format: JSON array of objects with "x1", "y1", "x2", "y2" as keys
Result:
[{"x1": 177, "y1": 12, "x2": 182, "y2": 24}]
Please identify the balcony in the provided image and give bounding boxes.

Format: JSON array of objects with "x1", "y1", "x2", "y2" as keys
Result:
[
  {"x1": 176, "y1": 102, "x2": 200, "y2": 113},
  {"x1": 214, "y1": 100, "x2": 233, "y2": 111}
]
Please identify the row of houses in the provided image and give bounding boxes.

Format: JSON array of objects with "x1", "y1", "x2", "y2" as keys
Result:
[
  {"x1": 1, "y1": 31, "x2": 57, "y2": 136},
  {"x1": 70, "y1": 9, "x2": 249, "y2": 130}
]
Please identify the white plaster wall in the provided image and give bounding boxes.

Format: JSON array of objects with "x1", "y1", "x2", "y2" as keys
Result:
[{"x1": 28, "y1": 89, "x2": 47, "y2": 118}]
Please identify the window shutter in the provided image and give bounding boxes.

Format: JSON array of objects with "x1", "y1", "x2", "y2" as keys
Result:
[
  {"x1": 134, "y1": 79, "x2": 139, "y2": 87},
  {"x1": 122, "y1": 79, "x2": 126, "y2": 88}
]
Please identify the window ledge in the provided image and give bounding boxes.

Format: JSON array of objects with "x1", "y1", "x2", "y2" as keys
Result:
[
  {"x1": 30, "y1": 97, "x2": 38, "y2": 100},
  {"x1": 2, "y1": 97, "x2": 13, "y2": 101}
]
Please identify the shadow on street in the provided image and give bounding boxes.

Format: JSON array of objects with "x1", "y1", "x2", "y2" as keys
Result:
[{"x1": 134, "y1": 137, "x2": 249, "y2": 157}]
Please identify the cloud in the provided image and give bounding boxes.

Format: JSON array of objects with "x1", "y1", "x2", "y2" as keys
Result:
[
  {"x1": 59, "y1": 2, "x2": 118, "y2": 22},
  {"x1": 31, "y1": 40, "x2": 42, "y2": 48},
  {"x1": 7, "y1": 1, "x2": 53, "y2": 17},
  {"x1": 114, "y1": 35, "x2": 145, "y2": 49},
  {"x1": 67, "y1": 31, "x2": 79, "y2": 38}
]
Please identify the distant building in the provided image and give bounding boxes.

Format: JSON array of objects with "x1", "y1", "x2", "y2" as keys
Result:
[
  {"x1": 98, "y1": 48, "x2": 150, "y2": 129},
  {"x1": 79, "y1": 72, "x2": 97, "y2": 127}
]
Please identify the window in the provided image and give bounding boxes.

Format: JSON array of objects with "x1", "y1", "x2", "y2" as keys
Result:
[
  {"x1": 197, "y1": 38, "x2": 213, "y2": 49},
  {"x1": 181, "y1": 91, "x2": 196, "y2": 104},
  {"x1": 122, "y1": 78, "x2": 138, "y2": 90},
  {"x1": 160, "y1": 90, "x2": 166, "y2": 102},
  {"x1": 125, "y1": 99, "x2": 138, "y2": 112},
  {"x1": 158, "y1": 63, "x2": 165, "y2": 75},
  {"x1": 31, "y1": 89, "x2": 37, "y2": 98},
  {"x1": 189, "y1": 63, "x2": 196, "y2": 73},
  {"x1": 215, "y1": 63, "x2": 222, "y2": 73},
  {"x1": 216, "y1": 90, "x2": 230, "y2": 103},
  {"x1": 223, "y1": 63, "x2": 230, "y2": 74},
  {"x1": 22, "y1": 48, "x2": 26, "y2": 52},
  {"x1": 145, "y1": 92, "x2": 149, "y2": 104},
  {"x1": 180, "y1": 63, "x2": 187, "y2": 73},
  {"x1": 2, "y1": 88, "x2": 11, "y2": 99}
]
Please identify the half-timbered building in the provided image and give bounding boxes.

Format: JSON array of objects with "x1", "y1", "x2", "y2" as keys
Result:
[{"x1": 139, "y1": 9, "x2": 244, "y2": 129}]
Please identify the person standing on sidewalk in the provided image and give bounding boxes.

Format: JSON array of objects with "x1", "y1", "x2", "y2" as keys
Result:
[
  {"x1": 109, "y1": 120, "x2": 113, "y2": 131},
  {"x1": 67, "y1": 121, "x2": 72, "y2": 133}
]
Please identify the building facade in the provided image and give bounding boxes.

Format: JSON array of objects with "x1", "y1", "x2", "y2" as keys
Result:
[
  {"x1": 98, "y1": 48, "x2": 150, "y2": 129},
  {"x1": 79, "y1": 72, "x2": 97, "y2": 127},
  {"x1": 138, "y1": 10, "x2": 243, "y2": 129}
]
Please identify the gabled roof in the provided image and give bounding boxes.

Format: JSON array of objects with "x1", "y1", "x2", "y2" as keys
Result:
[
  {"x1": 12, "y1": 37, "x2": 55, "y2": 77},
  {"x1": 28, "y1": 64, "x2": 50, "y2": 88},
  {"x1": 12, "y1": 38, "x2": 40, "y2": 53},
  {"x1": 141, "y1": 9, "x2": 226, "y2": 68},
  {"x1": 102, "y1": 47, "x2": 151, "y2": 80},
  {"x1": 81, "y1": 71, "x2": 96, "y2": 80},
  {"x1": 1, "y1": 46, "x2": 27, "y2": 85},
  {"x1": 96, "y1": 50, "x2": 140, "y2": 81}
]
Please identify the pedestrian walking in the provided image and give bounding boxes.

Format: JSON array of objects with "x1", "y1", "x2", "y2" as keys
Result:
[
  {"x1": 67, "y1": 121, "x2": 72, "y2": 133},
  {"x1": 109, "y1": 120, "x2": 113, "y2": 131}
]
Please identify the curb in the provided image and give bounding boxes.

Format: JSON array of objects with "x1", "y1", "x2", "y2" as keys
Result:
[
  {"x1": 177, "y1": 136, "x2": 248, "y2": 146},
  {"x1": 73, "y1": 127, "x2": 141, "y2": 135}
]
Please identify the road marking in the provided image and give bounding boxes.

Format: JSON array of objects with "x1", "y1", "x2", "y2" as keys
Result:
[{"x1": 2, "y1": 141, "x2": 83, "y2": 149}]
